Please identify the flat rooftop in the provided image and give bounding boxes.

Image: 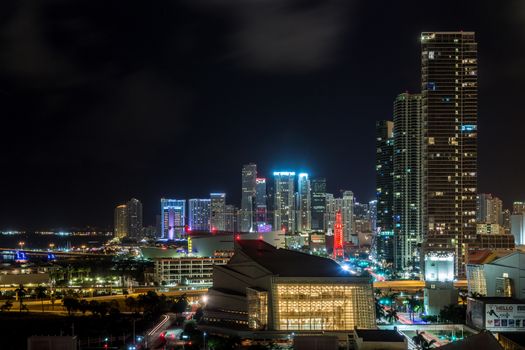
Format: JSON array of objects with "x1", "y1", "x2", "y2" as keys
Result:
[{"x1": 354, "y1": 329, "x2": 405, "y2": 343}]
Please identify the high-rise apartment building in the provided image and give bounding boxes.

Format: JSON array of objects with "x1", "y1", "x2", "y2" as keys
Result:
[
  {"x1": 210, "y1": 193, "x2": 226, "y2": 231},
  {"x1": 393, "y1": 92, "x2": 423, "y2": 273},
  {"x1": 325, "y1": 193, "x2": 335, "y2": 234},
  {"x1": 477, "y1": 194, "x2": 503, "y2": 225},
  {"x1": 114, "y1": 204, "x2": 128, "y2": 239},
  {"x1": 188, "y1": 199, "x2": 211, "y2": 231},
  {"x1": 342, "y1": 191, "x2": 355, "y2": 243},
  {"x1": 273, "y1": 172, "x2": 296, "y2": 234},
  {"x1": 375, "y1": 120, "x2": 395, "y2": 264},
  {"x1": 368, "y1": 200, "x2": 377, "y2": 232},
  {"x1": 161, "y1": 198, "x2": 186, "y2": 240},
  {"x1": 127, "y1": 198, "x2": 143, "y2": 239},
  {"x1": 297, "y1": 173, "x2": 311, "y2": 233},
  {"x1": 421, "y1": 32, "x2": 478, "y2": 277},
  {"x1": 255, "y1": 178, "x2": 268, "y2": 230},
  {"x1": 241, "y1": 164, "x2": 257, "y2": 232},
  {"x1": 311, "y1": 178, "x2": 327, "y2": 232}
]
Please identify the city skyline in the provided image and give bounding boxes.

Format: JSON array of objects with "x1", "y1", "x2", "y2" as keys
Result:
[{"x1": 2, "y1": 1, "x2": 525, "y2": 229}]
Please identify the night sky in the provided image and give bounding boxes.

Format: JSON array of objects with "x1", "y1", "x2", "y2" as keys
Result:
[{"x1": 1, "y1": 0, "x2": 524, "y2": 229}]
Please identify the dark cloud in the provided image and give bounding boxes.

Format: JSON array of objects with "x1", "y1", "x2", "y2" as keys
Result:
[{"x1": 187, "y1": 0, "x2": 354, "y2": 72}]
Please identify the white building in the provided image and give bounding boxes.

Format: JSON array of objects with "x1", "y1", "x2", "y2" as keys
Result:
[{"x1": 154, "y1": 257, "x2": 229, "y2": 287}]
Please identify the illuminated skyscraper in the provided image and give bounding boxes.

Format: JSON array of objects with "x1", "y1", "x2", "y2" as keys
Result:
[
  {"x1": 477, "y1": 194, "x2": 503, "y2": 225},
  {"x1": 368, "y1": 200, "x2": 377, "y2": 232},
  {"x1": 273, "y1": 172, "x2": 296, "y2": 234},
  {"x1": 393, "y1": 92, "x2": 423, "y2": 272},
  {"x1": 241, "y1": 164, "x2": 257, "y2": 232},
  {"x1": 311, "y1": 178, "x2": 327, "y2": 232},
  {"x1": 325, "y1": 193, "x2": 335, "y2": 234},
  {"x1": 255, "y1": 178, "x2": 268, "y2": 230},
  {"x1": 161, "y1": 198, "x2": 186, "y2": 240},
  {"x1": 188, "y1": 199, "x2": 211, "y2": 231},
  {"x1": 513, "y1": 201, "x2": 525, "y2": 215},
  {"x1": 114, "y1": 204, "x2": 128, "y2": 239},
  {"x1": 127, "y1": 198, "x2": 143, "y2": 239},
  {"x1": 375, "y1": 120, "x2": 394, "y2": 264},
  {"x1": 341, "y1": 191, "x2": 355, "y2": 243},
  {"x1": 210, "y1": 193, "x2": 226, "y2": 231},
  {"x1": 421, "y1": 32, "x2": 478, "y2": 277},
  {"x1": 297, "y1": 173, "x2": 311, "y2": 232}
]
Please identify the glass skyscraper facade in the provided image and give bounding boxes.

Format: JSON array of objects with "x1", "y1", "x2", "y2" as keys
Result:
[
  {"x1": 210, "y1": 193, "x2": 226, "y2": 231},
  {"x1": 393, "y1": 92, "x2": 423, "y2": 273},
  {"x1": 421, "y1": 32, "x2": 478, "y2": 277},
  {"x1": 188, "y1": 198, "x2": 211, "y2": 231},
  {"x1": 241, "y1": 163, "x2": 257, "y2": 232},
  {"x1": 161, "y1": 198, "x2": 186, "y2": 240},
  {"x1": 273, "y1": 172, "x2": 296, "y2": 234},
  {"x1": 297, "y1": 173, "x2": 311, "y2": 233},
  {"x1": 375, "y1": 120, "x2": 394, "y2": 264},
  {"x1": 311, "y1": 178, "x2": 327, "y2": 232}
]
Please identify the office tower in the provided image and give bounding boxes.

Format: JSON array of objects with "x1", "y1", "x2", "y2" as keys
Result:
[
  {"x1": 188, "y1": 199, "x2": 211, "y2": 231},
  {"x1": 375, "y1": 120, "x2": 394, "y2": 264},
  {"x1": 255, "y1": 178, "x2": 268, "y2": 230},
  {"x1": 161, "y1": 198, "x2": 186, "y2": 240},
  {"x1": 210, "y1": 193, "x2": 226, "y2": 231},
  {"x1": 513, "y1": 201, "x2": 525, "y2": 215},
  {"x1": 114, "y1": 204, "x2": 128, "y2": 239},
  {"x1": 297, "y1": 173, "x2": 312, "y2": 232},
  {"x1": 421, "y1": 32, "x2": 478, "y2": 277},
  {"x1": 311, "y1": 178, "x2": 327, "y2": 232},
  {"x1": 241, "y1": 163, "x2": 257, "y2": 232},
  {"x1": 325, "y1": 193, "x2": 335, "y2": 234},
  {"x1": 127, "y1": 198, "x2": 143, "y2": 239},
  {"x1": 224, "y1": 204, "x2": 238, "y2": 232},
  {"x1": 393, "y1": 92, "x2": 423, "y2": 273},
  {"x1": 503, "y1": 209, "x2": 511, "y2": 233},
  {"x1": 341, "y1": 191, "x2": 355, "y2": 243},
  {"x1": 477, "y1": 194, "x2": 503, "y2": 225},
  {"x1": 368, "y1": 200, "x2": 377, "y2": 232},
  {"x1": 273, "y1": 172, "x2": 296, "y2": 234},
  {"x1": 354, "y1": 201, "x2": 371, "y2": 234}
]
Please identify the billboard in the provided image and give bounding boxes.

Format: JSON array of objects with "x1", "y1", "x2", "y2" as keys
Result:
[{"x1": 485, "y1": 304, "x2": 525, "y2": 331}]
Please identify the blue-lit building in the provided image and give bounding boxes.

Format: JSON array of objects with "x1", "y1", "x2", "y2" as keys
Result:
[
  {"x1": 188, "y1": 199, "x2": 211, "y2": 231},
  {"x1": 161, "y1": 198, "x2": 186, "y2": 240}
]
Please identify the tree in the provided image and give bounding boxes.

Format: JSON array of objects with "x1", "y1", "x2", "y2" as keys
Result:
[
  {"x1": 171, "y1": 294, "x2": 188, "y2": 314},
  {"x1": 14, "y1": 284, "x2": 27, "y2": 312},
  {"x1": 62, "y1": 296, "x2": 79, "y2": 316},
  {"x1": 125, "y1": 296, "x2": 136, "y2": 312},
  {"x1": 406, "y1": 296, "x2": 422, "y2": 321},
  {"x1": 35, "y1": 286, "x2": 48, "y2": 312},
  {"x1": 375, "y1": 299, "x2": 385, "y2": 321},
  {"x1": 385, "y1": 308, "x2": 399, "y2": 324},
  {"x1": 78, "y1": 299, "x2": 89, "y2": 315}
]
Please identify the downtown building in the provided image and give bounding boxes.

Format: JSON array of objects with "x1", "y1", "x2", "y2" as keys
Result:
[
  {"x1": 273, "y1": 172, "x2": 296, "y2": 234},
  {"x1": 240, "y1": 164, "x2": 257, "y2": 232},
  {"x1": 188, "y1": 199, "x2": 211, "y2": 231},
  {"x1": 113, "y1": 198, "x2": 144, "y2": 240},
  {"x1": 297, "y1": 173, "x2": 312, "y2": 233},
  {"x1": 202, "y1": 239, "x2": 375, "y2": 336},
  {"x1": 375, "y1": 120, "x2": 395, "y2": 265},
  {"x1": 114, "y1": 204, "x2": 128, "y2": 239},
  {"x1": 210, "y1": 193, "x2": 226, "y2": 231},
  {"x1": 310, "y1": 178, "x2": 327, "y2": 232},
  {"x1": 393, "y1": 92, "x2": 423, "y2": 273},
  {"x1": 420, "y1": 32, "x2": 478, "y2": 277},
  {"x1": 161, "y1": 198, "x2": 186, "y2": 240},
  {"x1": 255, "y1": 178, "x2": 269, "y2": 231}
]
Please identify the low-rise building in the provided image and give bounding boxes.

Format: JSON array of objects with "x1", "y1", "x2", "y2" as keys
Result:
[
  {"x1": 353, "y1": 328, "x2": 407, "y2": 350},
  {"x1": 154, "y1": 257, "x2": 229, "y2": 287},
  {"x1": 202, "y1": 239, "x2": 375, "y2": 338}
]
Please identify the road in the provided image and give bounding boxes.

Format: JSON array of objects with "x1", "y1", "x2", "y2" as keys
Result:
[{"x1": 146, "y1": 314, "x2": 175, "y2": 350}]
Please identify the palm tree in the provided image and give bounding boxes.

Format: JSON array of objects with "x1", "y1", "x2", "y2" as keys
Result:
[
  {"x1": 375, "y1": 298, "x2": 385, "y2": 321},
  {"x1": 62, "y1": 296, "x2": 79, "y2": 316},
  {"x1": 385, "y1": 308, "x2": 399, "y2": 324},
  {"x1": 406, "y1": 296, "x2": 422, "y2": 321},
  {"x1": 35, "y1": 286, "x2": 48, "y2": 312},
  {"x1": 14, "y1": 284, "x2": 27, "y2": 312}
]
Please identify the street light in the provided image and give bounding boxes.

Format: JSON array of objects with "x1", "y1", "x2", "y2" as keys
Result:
[{"x1": 203, "y1": 332, "x2": 207, "y2": 350}]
